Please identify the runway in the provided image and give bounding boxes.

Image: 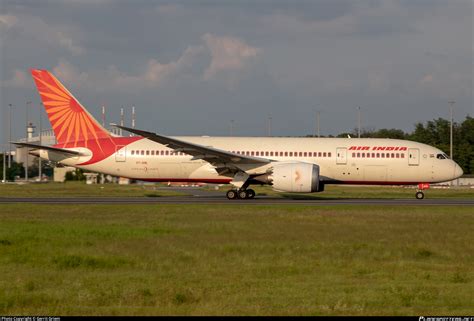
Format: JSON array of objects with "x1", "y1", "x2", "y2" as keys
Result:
[{"x1": 0, "y1": 196, "x2": 473, "y2": 206}]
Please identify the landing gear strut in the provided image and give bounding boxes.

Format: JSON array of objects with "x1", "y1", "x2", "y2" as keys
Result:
[{"x1": 226, "y1": 188, "x2": 256, "y2": 200}]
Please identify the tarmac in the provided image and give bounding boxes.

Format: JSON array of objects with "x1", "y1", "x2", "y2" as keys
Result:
[
  {"x1": 1, "y1": 187, "x2": 472, "y2": 206},
  {"x1": 1, "y1": 196, "x2": 473, "y2": 206}
]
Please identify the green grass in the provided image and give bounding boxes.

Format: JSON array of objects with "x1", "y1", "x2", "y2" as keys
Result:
[
  {"x1": 0, "y1": 204, "x2": 472, "y2": 315},
  {"x1": 0, "y1": 182, "x2": 186, "y2": 198}
]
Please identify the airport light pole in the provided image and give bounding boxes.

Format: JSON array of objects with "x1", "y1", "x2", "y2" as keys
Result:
[
  {"x1": 8, "y1": 104, "x2": 13, "y2": 168},
  {"x1": 315, "y1": 110, "x2": 321, "y2": 138},
  {"x1": 267, "y1": 115, "x2": 272, "y2": 137},
  {"x1": 230, "y1": 120, "x2": 234, "y2": 136},
  {"x1": 357, "y1": 106, "x2": 361, "y2": 138},
  {"x1": 2, "y1": 148, "x2": 6, "y2": 183},
  {"x1": 25, "y1": 101, "x2": 31, "y2": 182},
  {"x1": 448, "y1": 100, "x2": 455, "y2": 160},
  {"x1": 38, "y1": 103, "x2": 43, "y2": 181}
]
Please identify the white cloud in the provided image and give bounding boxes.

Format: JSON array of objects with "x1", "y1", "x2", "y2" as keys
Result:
[
  {"x1": 202, "y1": 33, "x2": 261, "y2": 80},
  {"x1": 1, "y1": 13, "x2": 84, "y2": 55},
  {"x1": 0, "y1": 14, "x2": 18, "y2": 30},
  {"x1": 259, "y1": 1, "x2": 413, "y2": 37},
  {"x1": 45, "y1": 44, "x2": 206, "y2": 92},
  {"x1": 1, "y1": 70, "x2": 29, "y2": 88},
  {"x1": 52, "y1": 59, "x2": 89, "y2": 87},
  {"x1": 23, "y1": 34, "x2": 261, "y2": 92}
]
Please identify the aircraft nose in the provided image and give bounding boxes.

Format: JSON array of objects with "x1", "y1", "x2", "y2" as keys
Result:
[{"x1": 453, "y1": 163, "x2": 463, "y2": 179}]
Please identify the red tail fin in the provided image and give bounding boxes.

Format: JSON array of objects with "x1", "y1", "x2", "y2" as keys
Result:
[{"x1": 31, "y1": 69, "x2": 111, "y2": 148}]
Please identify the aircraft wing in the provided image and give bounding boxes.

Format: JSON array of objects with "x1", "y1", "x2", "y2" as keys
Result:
[
  {"x1": 112, "y1": 124, "x2": 270, "y2": 166},
  {"x1": 12, "y1": 142, "x2": 83, "y2": 156}
]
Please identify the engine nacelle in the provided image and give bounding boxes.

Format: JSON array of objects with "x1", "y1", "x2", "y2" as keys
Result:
[{"x1": 268, "y1": 161, "x2": 322, "y2": 193}]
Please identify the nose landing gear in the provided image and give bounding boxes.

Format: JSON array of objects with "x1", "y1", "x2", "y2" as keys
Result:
[{"x1": 415, "y1": 183, "x2": 429, "y2": 199}]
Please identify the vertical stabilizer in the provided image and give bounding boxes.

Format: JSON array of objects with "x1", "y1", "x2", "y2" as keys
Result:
[{"x1": 30, "y1": 69, "x2": 111, "y2": 148}]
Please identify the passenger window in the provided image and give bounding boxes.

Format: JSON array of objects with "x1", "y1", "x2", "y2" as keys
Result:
[
  {"x1": 352, "y1": 152, "x2": 356, "y2": 157},
  {"x1": 299, "y1": 152, "x2": 303, "y2": 157},
  {"x1": 328, "y1": 152, "x2": 331, "y2": 157},
  {"x1": 361, "y1": 153, "x2": 365, "y2": 158},
  {"x1": 269, "y1": 152, "x2": 273, "y2": 156},
  {"x1": 381, "y1": 153, "x2": 385, "y2": 158},
  {"x1": 318, "y1": 152, "x2": 322, "y2": 157},
  {"x1": 131, "y1": 150, "x2": 135, "y2": 155},
  {"x1": 391, "y1": 153, "x2": 395, "y2": 158},
  {"x1": 141, "y1": 150, "x2": 145, "y2": 155},
  {"x1": 401, "y1": 154, "x2": 405, "y2": 158},
  {"x1": 304, "y1": 152, "x2": 307, "y2": 157},
  {"x1": 308, "y1": 152, "x2": 312, "y2": 157}
]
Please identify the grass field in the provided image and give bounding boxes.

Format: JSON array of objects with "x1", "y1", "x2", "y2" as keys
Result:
[
  {"x1": 0, "y1": 203, "x2": 472, "y2": 315},
  {"x1": 0, "y1": 182, "x2": 185, "y2": 198}
]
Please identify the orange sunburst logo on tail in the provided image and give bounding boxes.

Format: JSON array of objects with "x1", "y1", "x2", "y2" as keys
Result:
[{"x1": 31, "y1": 69, "x2": 111, "y2": 149}]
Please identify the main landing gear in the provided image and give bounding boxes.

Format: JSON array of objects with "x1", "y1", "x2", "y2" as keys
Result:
[{"x1": 226, "y1": 188, "x2": 256, "y2": 200}]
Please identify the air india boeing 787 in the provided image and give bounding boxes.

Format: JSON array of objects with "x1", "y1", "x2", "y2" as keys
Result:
[{"x1": 14, "y1": 69, "x2": 463, "y2": 200}]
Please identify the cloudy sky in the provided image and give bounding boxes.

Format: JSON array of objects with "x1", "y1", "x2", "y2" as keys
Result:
[{"x1": 1, "y1": 0, "x2": 472, "y2": 143}]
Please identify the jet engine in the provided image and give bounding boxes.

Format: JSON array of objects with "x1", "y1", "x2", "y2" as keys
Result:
[{"x1": 256, "y1": 161, "x2": 323, "y2": 193}]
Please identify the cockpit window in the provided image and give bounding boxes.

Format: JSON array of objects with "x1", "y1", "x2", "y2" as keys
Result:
[{"x1": 437, "y1": 154, "x2": 447, "y2": 159}]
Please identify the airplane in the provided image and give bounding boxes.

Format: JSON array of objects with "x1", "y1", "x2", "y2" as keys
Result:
[{"x1": 14, "y1": 69, "x2": 463, "y2": 200}]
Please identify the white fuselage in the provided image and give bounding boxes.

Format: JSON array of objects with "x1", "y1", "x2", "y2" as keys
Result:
[{"x1": 48, "y1": 137, "x2": 462, "y2": 186}]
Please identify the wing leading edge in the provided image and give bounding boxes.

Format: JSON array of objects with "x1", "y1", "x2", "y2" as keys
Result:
[{"x1": 112, "y1": 124, "x2": 271, "y2": 167}]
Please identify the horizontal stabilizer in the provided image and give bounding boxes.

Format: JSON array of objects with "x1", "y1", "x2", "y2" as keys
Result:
[{"x1": 12, "y1": 142, "x2": 84, "y2": 156}]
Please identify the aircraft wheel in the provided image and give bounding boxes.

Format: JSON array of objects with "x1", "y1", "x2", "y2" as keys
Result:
[
  {"x1": 226, "y1": 189, "x2": 238, "y2": 200},
  {"x1": 415, "y1": 191, "x2": 425, "y2": 200},
  {"x1": 238, "y1": 189, "x2": 248, "y2": 199},
  {"x1": 246, "y1": 189, "x2": 256, "y2": 199}
]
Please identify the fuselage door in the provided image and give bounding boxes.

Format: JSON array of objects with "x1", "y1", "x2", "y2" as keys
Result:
[
  {"x1": 336, "y1": 147, "x2": 347, "y2": 165},
  {"x1": 115, "y1": 145, "x2": 126, "y2": 162},
  {"x1": 408, "y1": 148, "x2": 419, "y2": 166}
]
